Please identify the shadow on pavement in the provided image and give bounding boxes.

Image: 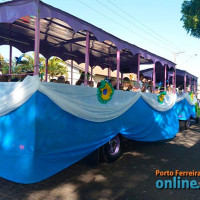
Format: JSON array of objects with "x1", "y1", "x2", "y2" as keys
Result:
[{"x1": 1, "y1": 124, "x2": 200, "y2": 200}]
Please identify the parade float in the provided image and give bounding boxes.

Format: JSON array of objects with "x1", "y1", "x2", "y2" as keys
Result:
[{"x1": 0, "y1": 0, "x2": 197, "y2": 183}]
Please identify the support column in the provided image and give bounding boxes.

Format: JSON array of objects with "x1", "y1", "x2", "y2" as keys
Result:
[
  {"x1": 70, "y1": 41, "x2": 73, "y2": 85},
  {"x1": 34, "y1": 3, "x2": 40, "y2": 76},
  {"x1": 116, "y1": 50, "x2": 120, "y2": 90},
  {"x1": 196, "y1": 80, "x2": 198, "y2": 94},
  {"x1": 196, "y1": 80, "x2": 198, "y2": 93},
  {"x1": 108, "y1": 67, "x2": 111, "y2": 78},
  {"x1": 173, "y1": 67, "x2": 176, "y2": 93},
  {"x1": 189, "y1": 76, "x2": 191, "y2": 91},
  {"x1": 164, "y1": 65, "x2": 167, "y2": 91},
  {"x1": 45, "y1": 57, "x2": 48, "y2": 82},
  {"x1": 137, "y1": 53, "x2": 140, "y2": 82},
  {"x1": 167, "y1": 73, "x2": 169, "y2": 84},
  {"x1": 174, "y1": 66, "x2": 176, "y2": 93},
  {"x1": 172, "y1": 71, "x2": 175, "y2": 93},
  {"x1": 91, "y1": 67, "x2": 93, "y2": 81},
  {"x1": 71, "y1": 60, "x2": 73, "y2": 85},
  {"x1": 153, "y1": 63, "x2": 156, "y2": 91},
  {"x1": 108, "y1": 58, "x2": 111, "y2": 78},
  {"x1": 184, "y1": 74, "x2": 186, "y2": 93},
  {"x1": 84, "y1": 31, "x2": 90, "y2": 86},
  {"x1": 9, "y1": 44, "x2": 12, "y2": 75}
]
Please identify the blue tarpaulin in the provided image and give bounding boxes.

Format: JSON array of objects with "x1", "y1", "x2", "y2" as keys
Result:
[
  {"x1": 0, "y1": 91, "x2": 183, "y2": 183},
  {"x1": 176, "y1": 99, "x2": 196, "y2": 120}
]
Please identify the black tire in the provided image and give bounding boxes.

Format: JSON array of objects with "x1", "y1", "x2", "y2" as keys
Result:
[
  {"x1": 185, "y1": 120, "x2": 191, "y2": 130},
  {"x1": 102, "y1": 135, "x2": 122, "y2": 163},
  {"x1": 195, "y1": 117, "x2": 200, "y2": 124},
  {"x1": 179, "y1": 120, "x2": 185, "y2": 131}
]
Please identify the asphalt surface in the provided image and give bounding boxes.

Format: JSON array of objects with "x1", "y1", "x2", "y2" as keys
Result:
[{"x1": 1, "y1": 124, "x2": 200, "y2": 200}]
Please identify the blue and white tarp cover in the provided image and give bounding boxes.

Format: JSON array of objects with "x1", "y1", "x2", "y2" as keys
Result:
[{"x1": 0, "y1": 76, "x2": 196, "y2": 183}]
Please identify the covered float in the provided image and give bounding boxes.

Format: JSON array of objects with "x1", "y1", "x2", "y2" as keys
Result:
[
  {"x1": 0, "y1": 0, "x2": 197, "y2": 183},
  {"x1": 140, "y1": 67, "x2": 198, "y2": 129}
]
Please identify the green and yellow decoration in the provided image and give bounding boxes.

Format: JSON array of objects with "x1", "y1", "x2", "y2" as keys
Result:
[
  {"x1": 157, "y1": 91, "x2": 166, "y2": 104},
  {"x1": 189, "y1": 92, "x2": 194, "y2": 102},
  {"x1": 97, "y1": 80, "x2": 114, "y2": 104}
]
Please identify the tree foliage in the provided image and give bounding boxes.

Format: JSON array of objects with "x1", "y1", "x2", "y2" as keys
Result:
[
  {"x1": 181, "y1": 0, "x2": 200, "y2": 38},
  {"x1": 0, "y1": 53, "x2": 68, "y2": 79},
  {"x1": 0, "y1": 54, "x2": 9, "y2": 74},
  {"x1": 41, "y1": 57, "x2": 68, "y2": 78}
]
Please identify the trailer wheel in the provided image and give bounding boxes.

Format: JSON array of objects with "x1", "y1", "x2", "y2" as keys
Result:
[
  {"x1": 103, "y1": 135, "x2": 121, "y2": 162},
  {"x1": 179, "y1": 120, "x2": 185, "y2": 131},
  {"x1": 185, "y1": 120, "x2": 191, "y2": 130},
  {"x1": 195, "y1": 117, "x2": 200, "y2": 124}
]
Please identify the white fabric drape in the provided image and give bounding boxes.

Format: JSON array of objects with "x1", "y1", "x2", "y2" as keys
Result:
[
  {"x1": 0, "y1": 76, "x2": 197, "y2": 122},
  {"x1": 176, "y1": 93, "x2": 186, "y2": 103},
  {"x1": 141, "y1": 92, "x2": 177, "y2": 112},
  {"x1": 39, "y1": 82, "x2": 141, "y2": 122},
  {"x1": 185, "y1": 93, "x2": 197, "y2": 105},
  {"x1": 0, "y1": 76, "x2": 40, "y2": 117},
  {"x1": 176, "y1": 92, "x2": 197, "y2": 105}
]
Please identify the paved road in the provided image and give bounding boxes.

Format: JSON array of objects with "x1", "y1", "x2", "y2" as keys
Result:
[{"x1": 1, "y1": 124, "x2": 200, "y2": 200}]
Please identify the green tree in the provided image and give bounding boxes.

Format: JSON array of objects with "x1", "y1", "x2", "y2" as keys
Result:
[
  {"x1": 0, "y1": 54, "x2": 9, "y2": 74},
  {"x1": 181, "y1": 0, "x2": 200, "y2": 38},
  {"x1": 44, "y1": 57, "x2": 68, "y2": 79},
  {"x1": 13, "y1": 54, "x2": 68, "y2": 79}
]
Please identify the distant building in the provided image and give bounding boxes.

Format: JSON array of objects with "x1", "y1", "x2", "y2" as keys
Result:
[
  {"x1": 66, "y1": 61, "x2": 83, "y2": 85},
  {"x1": 66, "y1": 61, "x2": 137, "y2": 87}
]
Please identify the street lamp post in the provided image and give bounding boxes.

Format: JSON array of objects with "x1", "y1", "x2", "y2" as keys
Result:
[
  {"x1": 180, "y1": 54, "x2": 198, "y2": 66},
  {"x1": 173, "y1": 51, "x2": 185, "y2": 64},
  {"x1": 172, "y1": 51, "x2": 184, "y2": 92}
]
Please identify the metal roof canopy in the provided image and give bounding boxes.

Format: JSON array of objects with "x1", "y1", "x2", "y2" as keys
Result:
[
  {"x1": 175, "y1": 68, "x2": 198, "y2": 80},
  {"x1": 0, "y1": 0, "x2": 175, "y2": 73},
  {"x1": 140, "y1": 67, "x2": 198, "y2": 84}
]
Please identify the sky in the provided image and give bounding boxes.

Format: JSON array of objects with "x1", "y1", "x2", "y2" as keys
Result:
[{"x1": 0, "y1": 0, "x2": 199, "y2": 83}]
